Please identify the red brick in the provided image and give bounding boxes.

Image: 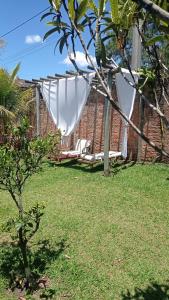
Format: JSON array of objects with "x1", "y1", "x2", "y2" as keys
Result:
[{"x1": 28, "y1": 87, "x2": 169, "y2": 161}]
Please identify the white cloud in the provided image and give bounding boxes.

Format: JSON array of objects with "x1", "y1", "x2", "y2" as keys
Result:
[
  {"x1": 25, "y1": 35, "x2": 42, "y2": 44},
  {"x1": 63, "y1": 51, "x2": 96, "y2": 67},
  {"x1": 0, "y1": 39, "x2": 6, "y2": 48}
]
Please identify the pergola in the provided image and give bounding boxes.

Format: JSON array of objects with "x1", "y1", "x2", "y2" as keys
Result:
[{"x1": 26, "y1": 69, "x2": 114, "y2": 176}]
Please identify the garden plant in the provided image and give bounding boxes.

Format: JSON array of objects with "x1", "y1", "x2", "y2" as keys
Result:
[{"x1": 0, "y1": 118, "x2": 55, "y2": 290}]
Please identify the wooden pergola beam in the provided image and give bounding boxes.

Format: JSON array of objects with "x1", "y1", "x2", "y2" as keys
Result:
[
  {"x1": 47, "y1": 75, "x2": 61, "y2": 79},
  {"x1": 40, "y1": 77, "x2": 53, "y2": 81},
  {"x1": 32, "y1": 79, "x2": 43, "y2": 83},
  {"x1": 25, "y1": 80, "x2": 37, "y2": 85},
  {"x1": 77, "y1": 69, "x2": 92, "y2": 74},
  {"x1": 66, "y1": 71, "x2": 79, "y2": 76},
  {"x1": 55, "y1": 73, "x2": 71, "y2": 78}
]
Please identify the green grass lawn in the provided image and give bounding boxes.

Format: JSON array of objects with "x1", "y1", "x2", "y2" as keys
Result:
[{"x1": 0, "y1": 161, "x2": 169, "y2": 299}]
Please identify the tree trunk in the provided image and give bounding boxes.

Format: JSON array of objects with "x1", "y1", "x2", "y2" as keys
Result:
[
  {"x1": 18, "y1": 196, "x2": 31, "y2": 282},
  {"x1": 18, "y1": 227, "x2": 31, "y2": 282}
]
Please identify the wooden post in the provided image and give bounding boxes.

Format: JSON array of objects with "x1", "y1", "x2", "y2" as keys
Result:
[
  {"x1": 36, "y1": 85, "x2": 40, "y2": 136},
  {"x1": 131, "y1": 22, "x2": 142, "y2": 162},
  {"x1": 137, "y1": 97, "x2": 144, "y2": 162},
  {"x1": 104, "y1": 71, "x2": 112, "y2": 176},
  {"x1": 131, "y1": 24, "x2": 142, "y2": 70}
]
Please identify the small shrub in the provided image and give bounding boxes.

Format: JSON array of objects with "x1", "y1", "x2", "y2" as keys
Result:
[{"x1": 0, "y1": 118, "x2": 56, "y2": 289}]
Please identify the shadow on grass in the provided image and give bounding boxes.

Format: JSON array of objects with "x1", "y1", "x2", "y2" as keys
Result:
[
  {"x1": 121, "y1": 282, "x2": 169, "y2": 300},
  {"x1": 0, "y1": 238, "x2": 66, "y2": 293},
  {"x1": 111, "y1": 160, "x2": 136, "y2": 176},
  {"x1": 48, "y1": 159, "x2": 104, "y2": 173},
  {"x1": 47, "y1": 159, "x2": 136, "y2": 175}
]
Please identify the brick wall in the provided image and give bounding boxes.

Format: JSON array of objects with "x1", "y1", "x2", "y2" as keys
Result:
[{"x1": 32, "y1": 86, "x2": 169, "y2": 161}]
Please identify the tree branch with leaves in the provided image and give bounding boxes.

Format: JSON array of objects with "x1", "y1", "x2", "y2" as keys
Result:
[
  {"x1": 133, "y1": 0, "x2": 169, "y2": 25},
  {"x1": 42, "y1": 0, "x2": 169, "y2": 158}
]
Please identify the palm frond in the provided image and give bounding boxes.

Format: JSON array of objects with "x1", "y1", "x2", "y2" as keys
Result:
[
  {"x1": 10, "y1": 63, "x2": 21, "y2": 84},
  {"x1": 0, "y1": 105, "x2": 15, "y2": 119}
]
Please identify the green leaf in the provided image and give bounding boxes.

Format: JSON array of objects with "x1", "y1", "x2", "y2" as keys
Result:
[
  {"x1": 102, "y1": 34, "x2": 114, "y2": 42},
  {"x1": 102, "y1": 17, "x2": 112, "y2": 22},
  {"x1": 48, "y1": 0, "x2": 61, "y2": 10},
  {"x1": 101, "y1": 22, "x2": 116, "y2": 34},
  {"x1": 59, "y1": 36, "x2": 66, "y2": 54},
  {"x1": 40, "y1": 12, "x2": 55, "y2": 21},
  {"x1": 10, "y1": 63, "x2": 20, "y2": 84},
  {"x1": 160, "y1": 0, "x2": 169, "y2": 12},
  {"x1": 48, "y1": 0, "x2": 53, "y2": 6},
  {"x1": 76, "y1": 0, "x2": 88, "y2": 22},
  {"x1": 110, "y1": 0, "x2": 119, "y2": 24},
  {"x1": 87, "y1": 37, "x2": 94, "y2": 50},
  {"x1": 80, "y1": 17, "x2": 89, "y2": 27},
  {"x1": 15, "y1": 222, "x2": 23, "y2": 231},
  {"x1": 146, "y1": 34, "x2": 169, "y2": 46},
  {"x1": 43, "y1": 27, "x2": 60, "y2": 41},
  {"x1": 47, "y1": 21, "x2": 69, "y2": 28},
  {"x1": 0, "y1": 105, "x2": 15, "y2": 118},
  {"x1": 68, "y1": 0, "x2": 75, "y2": 21},
  {"x1": 120, "y1": 0, "x2": 136, "y2": 29},
  {"x1": 52, "y1": 0, "x2": 61, "y2": 10},
  {"x1": 59, "y1": 33, "x2": 70, "y2": 54},
  {"x1": 88, "y1": 0, "x2": 98, "y2": 16},
  {"x1": 76, "y1": 24, "x2": 85, "y2": 31},
  {"x1": 160, "y1": 19, "x2": 169, "y2": 28},
  {"x1": 98, "y1": 0, "x2": 106, "y2": 17}
]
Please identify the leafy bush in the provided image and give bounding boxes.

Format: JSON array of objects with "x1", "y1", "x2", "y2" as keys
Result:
[{"x1": 0, "y1": 118, "x2": 56, "y2": 289}]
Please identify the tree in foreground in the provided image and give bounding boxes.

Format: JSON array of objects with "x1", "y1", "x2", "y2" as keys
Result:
[
  {"x1": 0, "y1": 66, "x2": 19, "y2": 131},
  {"x1": 0, "y1": 118, "x2": 55, "y2": 289},
  {"x1": 0, "y1": 64, "x2": 35, "y2": 137},
  {"x1": 42, "y1": 0, "x2": 169, "y2": 159}
]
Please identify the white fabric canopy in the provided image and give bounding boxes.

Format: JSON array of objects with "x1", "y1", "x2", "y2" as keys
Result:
[
  {"x1": 40, "y1": 68, "x2": 138, "y2": 157},
  {"x1": 115, "y1": 68, "x2": 138, "y2": 158},
  {"x1": 40, "y1": 73, "x2": 95, "y2": 136}
]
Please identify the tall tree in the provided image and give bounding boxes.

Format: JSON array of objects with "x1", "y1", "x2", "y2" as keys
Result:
[
  {"x1": 0, "y1": 68, "x2": 19, "y2": 131},
  {"x1": 0, "y1": 65, "x2": 34, "y2": 135}
]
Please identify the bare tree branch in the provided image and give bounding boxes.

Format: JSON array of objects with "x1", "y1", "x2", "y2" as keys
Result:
[
  {"x1": 67, "y1": 20, "x2": 169, "y2": 157},
  {"x1": 133, "y1": 0, "x2": 169, "y2": 24},
  {"x1": 46, "y1": 1, "x2": 169, "y2": 158}
]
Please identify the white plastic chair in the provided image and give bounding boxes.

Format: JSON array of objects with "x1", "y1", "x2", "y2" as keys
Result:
[
  {"x1": 80, "y1": 151, "x2": 122, "y2": 162},
  {"x1": 61, "y1": 139, "x2": 91, "y2": 158}
]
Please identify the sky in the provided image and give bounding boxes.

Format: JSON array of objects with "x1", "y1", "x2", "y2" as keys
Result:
[{"x1": 0, "y1": 0, "x2": 95, "y2": 80}]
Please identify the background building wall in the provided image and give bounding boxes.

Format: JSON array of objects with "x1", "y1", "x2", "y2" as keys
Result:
[{"x1": 30, "y1": 85, "x2": 169, "y2": 161}]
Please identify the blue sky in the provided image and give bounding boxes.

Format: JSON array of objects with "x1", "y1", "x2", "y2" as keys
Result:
[{"x1": 0, "y1": 0, "x2": 95, "y2": 80}]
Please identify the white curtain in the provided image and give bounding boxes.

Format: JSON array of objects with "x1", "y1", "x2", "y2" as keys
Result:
[
  {"x1": 40, "y1": 69, "x2": 138, "y2": 156},
  {"x1": 40, "y1": 73, "x2": 95, "y2": 136},
  {"x1": 115, "y1": 68, "x2": 138, "y2": 158}
]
